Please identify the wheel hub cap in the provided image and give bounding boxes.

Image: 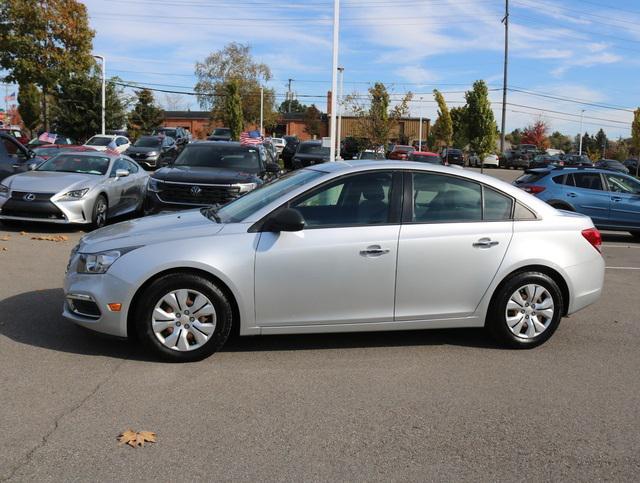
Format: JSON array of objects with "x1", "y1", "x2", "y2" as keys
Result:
[{"x1": 505, "y1": 284, "x2": 554, "y2": 339}]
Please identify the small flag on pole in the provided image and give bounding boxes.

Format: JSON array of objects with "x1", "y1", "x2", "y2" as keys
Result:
[
  {"x1": 4, "y1": 92, "x2": 16, "y2": 102},
  {"x1": 239, "y1": 130, "x2": 263, "y2": 146},
  {"x1": 38, "y1": 132, "x2": 57, "y2": 144}
]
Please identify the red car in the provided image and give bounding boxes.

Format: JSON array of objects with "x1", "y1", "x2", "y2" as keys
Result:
[
  {"x1": 30, "y1": 144, "x2": 96, "y2": 161},
  {"x1": 408, "y1": 151, "x2": 445, "y2": 165},
  {"x1": 388, "y1": 145, "x2": 415, "y2": 160},
  {"x1": 0, "y1": 127, "x2": 28, "y2": 145}
]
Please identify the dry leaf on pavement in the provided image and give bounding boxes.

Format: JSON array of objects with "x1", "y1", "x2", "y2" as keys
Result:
[
  {"x1": 19, "y1": 231, "x2": 27, "y2": 236},
  {"x1": 30, "y1": 235, "x2": 68, "y2": 242},
  {"x1": 0, "y1": 236, "x2": 9, "y2": 241},
  {"x1": 118, "y1": 429, "x2": 157, "y2": 448},
  {"x1": 1, "y1": 247, "x2": 7, "y2": 251}
]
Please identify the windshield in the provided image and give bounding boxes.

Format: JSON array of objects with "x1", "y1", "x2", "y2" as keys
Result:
[
  {"x1": 359, "y1": 151, "x2": 382, "y2": 159},
  {"x1": 32, "y1": 147, "x2": 61, "y2": 157},
  {"x1": 86, "y1": 136, "x2": 112, "y2": 146},
  {"x1": 216, "y1": 169, "x2": 325, "y2": 223},
  {"x1": 213, "y1": 128, "x2": 230, "y2": 135},
  {"x1": 135, "y1": 137, "x2": 161, "y2": 148},
  {"x1": 298, "y1": 143, "x2": 329, "y2": 155},
  {"x1": 410, "y1": 154, "x2": 441, "y2": 164},
  {"x1": 37, "y1": 154, "x2": 110, "y2": 175},
  {"x1": 174, "y1": 144, "x2": 261, "y2": 171}
]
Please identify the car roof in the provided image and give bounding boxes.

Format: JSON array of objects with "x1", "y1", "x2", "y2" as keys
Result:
[
  {"x1": 412, "y1": 151, "x2": 439, "y2": 156},
  {"x1": 187, "y1": 141, "x2": 260, "y2": 150}
]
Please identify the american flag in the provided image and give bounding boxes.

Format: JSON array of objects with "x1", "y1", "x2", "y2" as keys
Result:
[
  {"x1": 4, "y1": 92, "x2": 16, "y2": 102},
  {"x1": 38, "y1": 132, "x2": 57, "y2": 143},
  {"x1": 105, "y1": 139, "x2": 120, "y2": 155},
  {"x1": 239, "y1": 130, "x2": 263, "y2": 146}
]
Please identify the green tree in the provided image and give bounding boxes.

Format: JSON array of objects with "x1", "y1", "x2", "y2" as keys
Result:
[
  {"x1": 548, "y1": 131, "x2": 572, "y2": 152},
  {"x1": 450, "y1": 106, "x2": 468, "y2": 149},
  {"x1": 127, "y1": 89, "x2": 164, "y2": 139},
  {"x1": 631, "y1": 108, "x2": 640, "y2": 176},
  {"x1": 594, "y1": 128, "x2": 608, "y2": 158},
  {"x1": 223, "y1": 80, "x2": 244, "y2": 140},
  {"x1": 505, "y1": 128, "x2": 522, "y2": 146},
  {"x1": 0, "y1": 0, "x2": 95, "y2": 130},
  {"x1": 303, "y1": 104, "x2": 322, "y2": 138},
  {"x1": 51, "y1": 72, "x2": 126, "y2": 142},
  {"x1": 17, "y1": 83, "x2": 41, "y2": 136},
  {"x1": 432, "y1": 89, "x2": 453, "y2": 148},
  {"x1": 344, "y1": 83, "x2": 412, "y2": 149},
  {"x1": 465, "y1": 80, "x2": 497, "y2": 158},
  {"x1": 279, "y1": 99, "x2": 307, "y2": 113},
  {"x1": 194, "y1": 42, "x2": 275, "y2": 126}
]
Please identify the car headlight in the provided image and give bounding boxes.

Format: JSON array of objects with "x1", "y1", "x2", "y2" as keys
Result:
[
  {"x1": 233, "y1": 182, "x2": 257, "y2": 193},
  {"x1": 0, "y1": 184, "x2": 8, "y2": 197},
  {"x1": 146, "y1": 151, "x2": 158, "y2": 158},
  {"x1": 58, "y1": 188, "x2": 89, "y2": 201},
  {"x1": 76, "y1": 246, "x2": 140, "y2": 274},
  {"x1": 148, "y1": 178, "x2": 161, "y2": 192}
]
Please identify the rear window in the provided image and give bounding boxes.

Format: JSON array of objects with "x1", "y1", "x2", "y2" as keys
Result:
[{"x1": 514, "y1": 172, "x2": 547, "y2": 184}]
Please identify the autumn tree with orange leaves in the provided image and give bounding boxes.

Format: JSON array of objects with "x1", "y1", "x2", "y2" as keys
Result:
[{"x1": 521, "y1": 120, "x2": 550, "y2": 149}]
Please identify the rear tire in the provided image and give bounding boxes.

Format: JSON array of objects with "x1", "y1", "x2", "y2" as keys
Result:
[
  {"x1": 487, "y1": 271, "x2": 564, "y2": 349},
  {"x1": 134, "y1": 273, "x2": 233, "y2": 362}
]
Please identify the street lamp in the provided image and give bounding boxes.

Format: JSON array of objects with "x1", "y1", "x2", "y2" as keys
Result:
[
  {"x1": 578, "y1": 109, "x2": 585, "y2": 156},
  {"x1": 93, "y1": 55, "x2": 106, "y2": 135},
  {"x1": 336, "y1": 66, "x2": 344, "y2": 159},
  {"x1": 329, "y1": 0, "x2": 340, "y2": 162},
  {"x1": 260, "y1": 86, "x2": 264, "y2": 136},
  {"x1": 418, "y1": 96, "x2": 423, "y2": 151}
]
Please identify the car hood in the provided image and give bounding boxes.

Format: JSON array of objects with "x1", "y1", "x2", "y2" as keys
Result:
[
  {"x1": 79, "y1": 209, "x2": 224, "y2": 253},
  {"x1": 152, "y1": 165, "x2": 259, "y2": 184},
  {"x1": 126, "y1": 146, "x2": 160, "y2": 154},
  {"x1": 4, "y1": 171, "x2": 101, "y2": 194}
]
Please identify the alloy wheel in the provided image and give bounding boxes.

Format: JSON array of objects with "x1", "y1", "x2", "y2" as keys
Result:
[
  {"x1": 95, "y1": 198, "x2": 107, "y2": 227},
  {"x1": 152, "y1": 289, "x2": 217, "y2": 351},
  {"x1": 505, "y1": 284, "x2": 555, "y2": 339}
]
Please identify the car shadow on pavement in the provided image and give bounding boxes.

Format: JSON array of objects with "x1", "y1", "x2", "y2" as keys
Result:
[
  {"x1": 601, "y1": 231, "x2": 639, "y2": 244},
  {"x1": 0, "y1": 289, "x2": 504, "y2": 361}
]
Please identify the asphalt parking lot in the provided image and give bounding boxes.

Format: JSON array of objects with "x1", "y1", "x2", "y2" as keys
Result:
[{"x1": 1, "y1": 168, "x2": 639, "y2": 481}]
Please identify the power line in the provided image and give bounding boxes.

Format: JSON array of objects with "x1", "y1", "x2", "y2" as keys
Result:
[{"x1": 507, "y1": 87, "x2": 634, "y2": 112}]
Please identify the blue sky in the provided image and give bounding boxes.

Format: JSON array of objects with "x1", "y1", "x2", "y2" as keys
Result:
[{"x1": 8, "y1": 0, "x2": 640, "y2": 138}]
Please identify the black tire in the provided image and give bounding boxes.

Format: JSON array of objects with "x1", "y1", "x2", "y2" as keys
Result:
[
  {"x1": 91, "y1": 194, "x2": 108, "y2": 229},
  {"x1": 134, "y1": 272, "x2": 233, "y2": 362},
  {"x1": 487, "y1": 271, "x2": 564, "y2": 349},
  {"x1": 630, "y1": 231, "x2": 640, "y2": 240}
]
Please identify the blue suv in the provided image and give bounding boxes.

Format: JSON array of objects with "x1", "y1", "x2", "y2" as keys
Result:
[{"x1": 514, "y1": 167, "x2": 640, "y2": 238}]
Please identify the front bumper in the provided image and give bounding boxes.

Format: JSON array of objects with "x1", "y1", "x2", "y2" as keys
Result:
[
  {"x1": 63, "y1": 270, "x2": 131, "y2": 337},
  {"x1": 0, "y1": 194, "x2": 93, "y2": 224}
]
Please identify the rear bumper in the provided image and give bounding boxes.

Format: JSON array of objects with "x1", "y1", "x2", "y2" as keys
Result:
[{"x1": 565, "y1": 254, "x2": 605, "y2": 315}]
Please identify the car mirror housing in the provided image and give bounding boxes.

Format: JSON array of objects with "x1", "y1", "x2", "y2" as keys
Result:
[
  {"x1": 115, "y1": 169, "x2": 130, "y2": 178},
  {"x1": 264, "y1": 208, "x2": 305, "y2": 232}
]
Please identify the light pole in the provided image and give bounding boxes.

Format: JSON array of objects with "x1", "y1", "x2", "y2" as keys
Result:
[
  {"x1": 336, "y1": 66, "x2": 344, "y2": 159},
  {"x1": 329, "y1": 0, "x2": 340, "y2": 162},
  {"x1": 260, "y1": 86, "x2": 264, "y2": 136},
  {"x1": 578, "y1": 109, "x2": 585, "y2": 156},
  {"x1": 418, "y1": 96, "x2": 423, "y2": 151},
  {"x1": 93, "y1": 55, "x2": 106, "y2": 135}
]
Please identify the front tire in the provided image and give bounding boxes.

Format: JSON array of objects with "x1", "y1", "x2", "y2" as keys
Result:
[
  {"x1": 487, "y1": 272, "x2": 564, "y2": 349},
  {"x1": 630, "y1": 231, "x2": 640, "y2": 240},
  {"x1": 91, "y1": 195, "x2": 108, "y2": 229},
  {"x1": 134, "y1": 273, "x2": 233, "y2": 362}
]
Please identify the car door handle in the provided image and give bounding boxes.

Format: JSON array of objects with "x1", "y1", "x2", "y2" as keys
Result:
[
  {"x1": 566, "y1": 192, "x2": 577, "y2": 198},
  {"x1": 473, "y1": 238, "x2": 499, "y2": 248},
  {"x1": 611, "y1": 196, "x2": 622, "y2": 202},
  {"x1": 359, "y1": 245, "x2": 390, "y2": 257}
]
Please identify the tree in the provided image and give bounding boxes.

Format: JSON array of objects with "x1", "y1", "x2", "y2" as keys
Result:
[
  {"x1": 127, "y1": 89, "x2": 164, "y2": 139},
  {"x1": 465, "y1": 80, "x2": 498, "y2": 158},
  {"x1": 521, "y1": 120, "x2": 550, "y2": 149},
  {"x1": 223, "y1": 81, "x2": 244, "y2": 140},
  {"x1": 505, "y1": 128, "x2": 522, "y2": 146},
  {"x1": 344, "y1": 83, "x2": 413, "y2": 149},
  {"x1": 450, "y1": 106, "x2": 469, "y2": 149},
  {"x1": 194, "y1": 42, "x2": 275, "y2": 126},
  {"x1": 594, "y1": 128, "x2": 608, "y2": 158},
  {"x1": 51, "y1": 72, "x2": 126, "y2": 142},
  {"x1": 548, "y1": 131, "x2": 572, "y2": 152},
  {"x1": 279, "y1": 99, "x2": 307, "y2": 113},
  {"x1": 631, "y1": 108, "x2": 640, "y2": 176},
  {"x1": 303, "y1": 104, "x2": 322, "y2": 138},
  {"x1": 432, "y1": 89, "x2": 453, "y2": 148},
  {"x1": 17, "y1": 83, "x2": 41, "y2": 136},
  {"x1": 0, "y1": 0, "x2": 95, "y2": 130}
]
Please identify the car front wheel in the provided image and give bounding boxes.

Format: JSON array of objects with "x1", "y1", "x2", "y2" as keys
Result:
[
  {"x1": 487, "y1": 272, "x2": 564, "y2": 349},
  {"x1": 91, "y1": 195, "x2": 108, "y2": 229},
  {"x1": 134, "y1": 273, "x2": 233, "y2": 362}
]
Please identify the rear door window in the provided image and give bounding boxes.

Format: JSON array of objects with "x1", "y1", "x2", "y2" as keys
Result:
[{"x1": 572, "y1": 173, "x2": 603, "y2": 191}]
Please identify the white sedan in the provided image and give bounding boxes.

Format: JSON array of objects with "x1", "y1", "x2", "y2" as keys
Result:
[
  {"x1": 84, "y1": 134, "x2": 131, "y2": 153},
  {"x1": 470, "y1": 153, "x2": 500, "y2": 168},
  {"x1": 63, "y1": 161, "x2": 604, "y2": 362}
]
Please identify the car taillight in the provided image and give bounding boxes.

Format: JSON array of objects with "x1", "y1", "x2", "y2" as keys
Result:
[
  {"x1": 581, "y1": 228, "x2": 602, "y2": 253},
  {"x1": 523, "y1": 185, "x2": 546, "y2": 194}
]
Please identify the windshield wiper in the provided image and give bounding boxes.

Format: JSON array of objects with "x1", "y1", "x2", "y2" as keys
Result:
[{"x1": 203, "y1": 204, "x2": 221, "y2": 223}]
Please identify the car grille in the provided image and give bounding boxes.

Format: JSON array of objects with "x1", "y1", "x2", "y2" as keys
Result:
[
  {"x1": 157, "y1": 182, "x2": 241, "y2": 205},
  {"x1": 10, "y1": 191, "x2": 56, "y2": 201},
  {"x1": 1, "y1": 198, "x2": 65, "y2": 219}
]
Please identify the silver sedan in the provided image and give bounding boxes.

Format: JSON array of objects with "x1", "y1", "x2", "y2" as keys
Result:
[
  {"x1": 0, "y1": 151, "x2": 148, "y2": 228},
  {"x1": 63, "y1": 161, "x2": 604, "y2": 362}
]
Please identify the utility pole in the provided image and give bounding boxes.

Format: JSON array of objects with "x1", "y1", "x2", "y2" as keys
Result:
[
  {"x1": 260, "y1": 86, "x2": 264, "y2": 136},
  {"x1": 287, "y1": 78, "x2": 293, "y2": 113},
  {"x1": 329, "y1": 0, "x2": 340, "y2": 162},
  {"x1": 336, "y1": 66, "x2": 344, "y2": 159},
  {"x1": 578, "y1": 109, "x2": 585, "y2": 155},
  {"x1": 93, "y1": 55, "x2": 106, "y2": 135},
  {"x1": 499, "y1": 0, "x2": 509, "y2": 155},
  {"x1": 418, "y1": 96, "x2": 423, "y2": 151}
]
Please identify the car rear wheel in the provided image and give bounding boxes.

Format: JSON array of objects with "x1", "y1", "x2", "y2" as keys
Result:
[
  {"x1": 487, "y1": 272, "x2": 564, "y2": 349},
  {"x1": 91, "y1": 195, "x2": 108, "y2": 229},
  {"x1": 134, "y1": 273, "x2": 233, "y2": 362}
]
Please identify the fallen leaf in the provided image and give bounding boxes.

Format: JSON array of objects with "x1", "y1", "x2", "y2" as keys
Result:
[
  {"x1": 0, "y1": 236, "x2": 9, "y2": 241},
  {"x1": 1, "y1": 247, "x2": 7, "y2": 251},
  {"x1": 30, "y1": 235, "x2": 68, "y2": 242},
  {"x1": 118, "y1": 429, "x2": 157, "y2": 448},
  {"x1": 20, "y1": 231, "x2": 27, "y2": 236}
]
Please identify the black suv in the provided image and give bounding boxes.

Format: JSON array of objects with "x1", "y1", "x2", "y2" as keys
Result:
[
  {"x1": 281, "y1": 136, "x2": 299, "y2": 170},
  {"x1": 440, "y1": 148, "x2": 464, "y2": 166},
  {"x1": 153, "y1": 127, "x2": 190, "y2": 149},
  {"x1": 0, "y1": 133, "x2": 40, "y2": 181},
  {"x1": 292, "y1": 140, "x2": 330, "y2": 169},
  {"x1": 208, "y1": 127, "x2": 232, "y2": 141},
  {"x1": 125, "y1": 135, "x2": 179, "y2": 169},
  {"x1": 145, "y1": 141, "x2": 280, "y2": 213}
]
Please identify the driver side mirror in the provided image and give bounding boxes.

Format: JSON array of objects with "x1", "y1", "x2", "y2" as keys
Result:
[
  {"x1": 264, "y1": 208, "x2": 305, "y2": 232},
  {"x1": 265, "y1": 162, "x2": 280, "y2": 174},
  {"x1": 115, "y1": 169, "x2": 130, "y2": 178}
]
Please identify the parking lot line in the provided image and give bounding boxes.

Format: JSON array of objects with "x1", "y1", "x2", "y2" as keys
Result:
[{"x1": 605, "y1": 266, "x2": 640, "y2": 270}]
